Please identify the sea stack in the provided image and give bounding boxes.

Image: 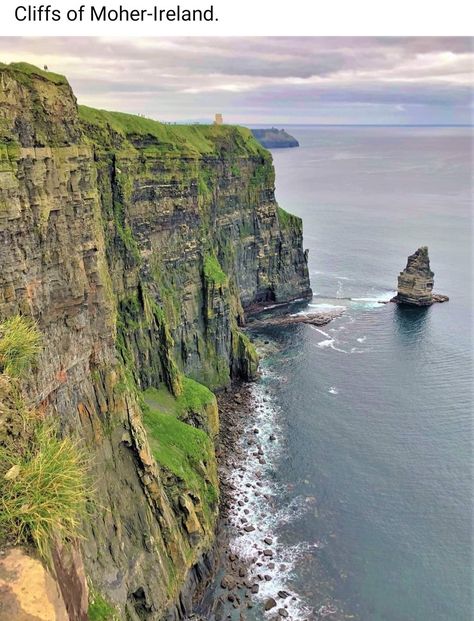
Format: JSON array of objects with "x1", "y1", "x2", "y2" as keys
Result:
[{"x1": 391, "y1": 246, "x2": 449, "y2": 306}]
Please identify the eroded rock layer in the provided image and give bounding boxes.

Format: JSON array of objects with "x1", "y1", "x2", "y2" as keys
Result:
[
  {"x1": 0, "y1": 63, "x2": 311, "y2": 620},
  {"x1": 391, "y1": 246, "x2": 448, "y2": 306}
]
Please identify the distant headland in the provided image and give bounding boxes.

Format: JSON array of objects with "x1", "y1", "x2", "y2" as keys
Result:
[{"x1": 251, "y1": 127, "x2": 299, "y2": 149}]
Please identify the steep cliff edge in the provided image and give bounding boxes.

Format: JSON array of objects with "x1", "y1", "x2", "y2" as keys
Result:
[{"x1": 0, "y1": 63, "x2": 311, "y2": 620}]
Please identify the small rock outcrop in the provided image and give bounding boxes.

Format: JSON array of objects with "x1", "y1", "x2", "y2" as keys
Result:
[{"x1": 391, "y1": 246, "x2": 449, "y2": 306}]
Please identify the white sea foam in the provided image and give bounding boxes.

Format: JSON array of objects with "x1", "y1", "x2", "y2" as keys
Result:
[
  {"x1": 329, "y1": 387, "x2": 338, "y2": 395},
  {"x1": 312, "y1": 327, "x2": 332, "y2": 339},
  {"x1": 307, "y1": 303, "x2": 346, "y2": 312},
  {"x1": 226, "y1": 371, "x2": 315, "y2": 619},
  {"x1": 356, "y1": 336, "x2": 367, "y2": 343},
  {"x1": 351, "y1": 291, "x2": 396, "y2": 308},
  {"x1": 311, "y1": 326, "x2": 349, "y2": 354}
]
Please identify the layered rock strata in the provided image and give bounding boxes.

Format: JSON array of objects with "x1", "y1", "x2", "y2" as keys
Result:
[
  {"x1": 0, "y1": 62, "x2": 312, "y2": 620},
  {"x1": 391, "y1": 246, "x2": 448, "y2": 306}
]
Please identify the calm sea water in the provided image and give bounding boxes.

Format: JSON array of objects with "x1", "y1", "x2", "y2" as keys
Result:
[{"x1": 225, "y1": 126, "x2": 473, "y2": 621}]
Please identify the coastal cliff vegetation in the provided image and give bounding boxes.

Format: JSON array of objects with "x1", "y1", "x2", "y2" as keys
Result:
[{"x1": 0, "y1": 61, "x2": 311, "y2": 620}]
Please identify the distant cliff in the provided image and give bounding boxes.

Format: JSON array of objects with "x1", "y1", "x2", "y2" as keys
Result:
[
  {"x1": 251, "y1": 127, "x2": 299, "y2": 149},
  {"x1": 0, "y1": 63, "x2": 311, "y2": 620}
]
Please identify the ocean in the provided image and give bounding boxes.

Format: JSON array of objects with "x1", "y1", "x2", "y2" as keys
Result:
[{"x1": 221, "y1": 126, "x2": 472, "y2": 621}]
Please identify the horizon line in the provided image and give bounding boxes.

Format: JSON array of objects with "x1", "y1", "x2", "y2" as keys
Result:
[
  {"x1": 175, "y1": 121, "x2": 473, "y2": 128},
  {"x1": 242, "y1": 123, "x2": 473, "y2": 128}
]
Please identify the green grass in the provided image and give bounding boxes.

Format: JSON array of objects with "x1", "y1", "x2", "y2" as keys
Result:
[
  {"x1": 0, "y1": 421, "x2": 89, "y2": 559},
  {"x1": 143, "y1": 377, "x2": 218, "y2": 435},
  {"x1": 203, "y1": 254, "x2": 228, "y2": 286},
  {"x1": 0, "y1": 62, "x2": 68, "y2": 85},
  {"x1": 78, "y1": 105, "x2": 265, "y2": 158},
  {"x1": 88, "y1": 592, "x2": 119, "y2": 621},
  {"x1": 144, "y1": 377, "x2": 214, "y2": 420},
  {"x1": 0, "y1": 142, "x2": 20, "y2": 173},
  {"x1": 277, "y1": 205, "x2": 301, "y2": 229},
  {"x1": 0, "y1": 316, "x2": 89, "y2": 559},
  {"x1": 142, "y1": 401, "x2": 218, "y2": 514},
  {"x1": 0, "y1": 375, "x2": 30, "y2": 439},
  {"x1": 0, "y1": 315, "x2": 42, "y2": 378},
  {"x1": 179, "y1": 377, "x2": 216, "y2": 412}
]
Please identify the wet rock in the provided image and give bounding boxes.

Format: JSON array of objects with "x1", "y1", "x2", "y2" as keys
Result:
[
  {"x1": 264, "y1": 597, "x2": 277, "y2": 611},
  {"x1": 221, "y1": 575, "x2": 236, "y2": 590}
]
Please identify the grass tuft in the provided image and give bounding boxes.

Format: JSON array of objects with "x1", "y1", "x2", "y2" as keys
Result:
[
  {"x1": 0, "y1": 421, "x2": 89, "y2": 559},
  {"x1": 0, "y1": 315, "x2": 42, "y2": 378}
]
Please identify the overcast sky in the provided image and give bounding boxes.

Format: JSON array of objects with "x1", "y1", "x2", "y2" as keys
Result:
[{"x1": 1, "y1": 37, "x2": 473, "y2": 124}]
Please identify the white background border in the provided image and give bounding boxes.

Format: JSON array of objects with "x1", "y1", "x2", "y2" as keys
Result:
[{"x1": 0, "y1": 0, "x2": 473, "y2": 36}]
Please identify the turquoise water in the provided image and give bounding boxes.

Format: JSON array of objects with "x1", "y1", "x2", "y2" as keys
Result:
[{"x1": 231, "y1": 127, "x2": 472, "y2": 621}]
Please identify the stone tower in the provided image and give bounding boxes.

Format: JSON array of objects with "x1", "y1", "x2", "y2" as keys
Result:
[{"x1": 214, "y1": 113, "x2": 223, "y2": 125}]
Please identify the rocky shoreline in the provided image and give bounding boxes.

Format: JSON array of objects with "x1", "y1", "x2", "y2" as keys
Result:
[
  {"x1": 190, "y1": 309, "x2": 347, "y2": 621},
  {"x1": 247, "y1": 310, "x2": 344, "y2": 328},
  {"x1": 191, "y1": 382, "x2": 302, "y2": 621}
]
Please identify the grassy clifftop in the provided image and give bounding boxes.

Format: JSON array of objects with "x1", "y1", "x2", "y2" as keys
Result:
[
  {"x1": 0, "y1": 62, "x2": 271, "y2": 161},
  {"x1": 0, "y1": 62, "x2": 69, "y2": 86},
  {"x1": 79, "y1": 105, "x2": 268, "y2": 158}
]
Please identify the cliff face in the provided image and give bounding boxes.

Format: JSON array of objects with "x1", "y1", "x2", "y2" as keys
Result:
[{"x1": 0, "y1": 63, "x2": 311, "y2": 620}]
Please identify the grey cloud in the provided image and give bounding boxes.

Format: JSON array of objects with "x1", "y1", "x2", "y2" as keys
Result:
[{"x1": 0, "y1": 37, "x2": 472, "y2": 124}]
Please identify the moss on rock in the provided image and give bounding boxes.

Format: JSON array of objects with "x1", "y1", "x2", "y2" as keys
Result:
[
  {"x1": 142, "y1": 397, "x2": 218, "y2": 536},
  {"x1": 144, "y1": 376, "x2": 219, "y2": 437}
]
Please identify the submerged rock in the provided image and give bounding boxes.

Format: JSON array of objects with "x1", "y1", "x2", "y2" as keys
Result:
[{"x1": 391, "y1": 246, "x2": 449, "y2": 306}]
